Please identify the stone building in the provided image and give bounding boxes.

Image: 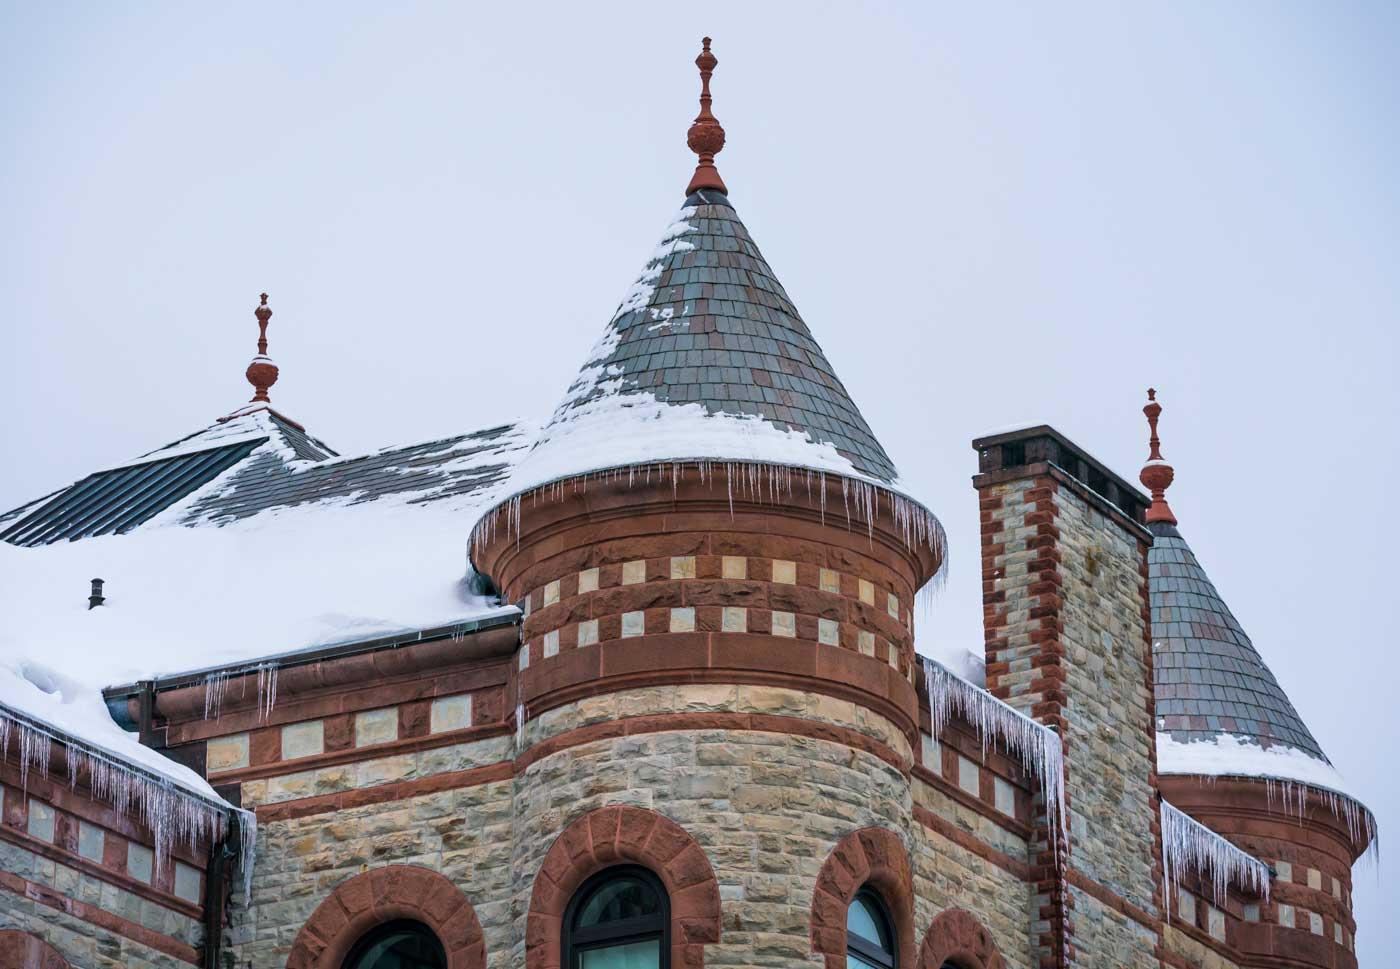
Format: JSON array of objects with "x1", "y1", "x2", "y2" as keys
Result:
[{"x1": 0, "y1": 37, "x2": 1375, "y2": 969}]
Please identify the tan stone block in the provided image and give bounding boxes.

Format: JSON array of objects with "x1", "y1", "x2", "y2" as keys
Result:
[
  {"x1": 771, "y1": 611, "x2": 795, "y2": 637},
  {"x1": 355, "y1": 708, "x2": 399, "y2": 747},
  {"x1": 859, "y1": 578, "x2": 875, "y2": 604},
  {"x1": 670, "y1": 556, "x2": 696, "y2": 579},
  {"x1": 819, "y1": 568, "x2": 840, "y2": 593},
  {"x1": 282, "y1": 720, "x2": 325, "y2": 760},
  {"x1": 430, "y1": 694, "x2": 473, "y2": 734},
  {"x1": 722, "y1": 606, "x2": 746, "y2": 632},
  {"x1": 577, "y1": 619, "x2": 599, "y2": 647},
  {"x1": 669, "y1": 607, "x2": 695, "y2": 632},
  {"x1": 622, "y1": 560, "x2": 646, "y2": 585},
  {"x1": 721, "y1": 556, "x2": 747, "y2": 579},
  {"x1": 576, "y1": 567, "x2": 600, "y2": 594},
  {"x1": 543, "y1": 579, "x2": 560, "y2": 606},
  {"x1": 207, "y1": 733, "x2": 250, "y2": 772},
  {"x1": 771, "y1": 559, "x2": 796, "y2": 584}
]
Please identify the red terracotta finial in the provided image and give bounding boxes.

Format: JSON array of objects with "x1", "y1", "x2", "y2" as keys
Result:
[
  {"x1": 1140, "y1": 388, "x2": 1177, "y2": 525},
  {"x1": 685, "y1": 37, "x2": 728, "y2": 196},
  {"x1": 245, "y1": 292, "x2": 279, "y2": 404}
]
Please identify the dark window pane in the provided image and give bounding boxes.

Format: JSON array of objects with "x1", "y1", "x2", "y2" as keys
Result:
[
  {"x1": 345, "y1": 921, "x2": 445, "y2": 969},
  {"x1": 576, "y1": 876, "x2": 663, "y2": 928}
]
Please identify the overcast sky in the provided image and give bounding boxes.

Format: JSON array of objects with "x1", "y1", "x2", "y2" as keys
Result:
[{"x1": 3, "y1": 1, "x2": 1396, "y2": 957}]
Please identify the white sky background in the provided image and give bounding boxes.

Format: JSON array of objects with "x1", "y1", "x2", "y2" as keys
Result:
[{"x1": 2, "y1": 1, "x2": 1396, "y2": 956}]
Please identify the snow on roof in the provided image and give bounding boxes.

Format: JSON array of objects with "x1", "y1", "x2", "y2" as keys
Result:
[
  {"x1": 0, "y1": 660, "x2": 220, "y2": 801},
  {"x1": 1157, "y1": 731, "x2": 1376, "y2": 857},
  {"x1": 123, "y1": 408, "x2": 334, "y2": 470},
  {"x1": 1156, "y1": 731, "x2": 1356, "y2": 799},
  {"x1": 482, "y1": 193, "x2": 944, "y2": 565},
  {"x1": 0, "y1": 416, "x2": 536, "y2": 832}
]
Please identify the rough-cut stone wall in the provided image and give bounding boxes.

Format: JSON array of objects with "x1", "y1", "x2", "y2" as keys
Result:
[
  {"x1": 1050, "y1": 482, "x2": 1158, "y2": 912},
  {"x1": 0, "y1": 773, "x2": 207, "y2": 968},
  {"x1": 223, "y1": 682, "x2": 1036, "y2": 968},
  {"x1": 225, "y1": 733, "x2": 516, "y2": 967}
]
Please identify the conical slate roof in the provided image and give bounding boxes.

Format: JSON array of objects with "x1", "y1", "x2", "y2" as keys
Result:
[
  {"x1": 511, "y1": 189, "x2": 901, "y2": 493},
  {"x1": 1149, "y1": 519, "x2": 1328, "y2": 760}
]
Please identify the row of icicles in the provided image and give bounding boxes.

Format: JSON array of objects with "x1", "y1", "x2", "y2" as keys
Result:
[{"x1": 0, "y1": 706, "x2": 256, "y2": 897}]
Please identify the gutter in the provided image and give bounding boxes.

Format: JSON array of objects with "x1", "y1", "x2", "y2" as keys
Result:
[{"x1": 102, "y1": 610, "x2": 522, "y2": 729}]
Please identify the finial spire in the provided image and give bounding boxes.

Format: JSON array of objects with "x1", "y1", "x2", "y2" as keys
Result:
[
  {"x1": 246, "y1": 292, "x2": 279, "y2": 404},
  {"x1": 1139, "y1": 388, "x2": 1177, "y2": 525},
  {"x1": 685, "y1": 37, "x2": 728, "y2": 196}
]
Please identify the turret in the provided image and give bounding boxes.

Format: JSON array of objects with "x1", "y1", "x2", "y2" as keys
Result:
[{"x1": 1143, "y1": 391, "x2": 1374, "y2": 965}]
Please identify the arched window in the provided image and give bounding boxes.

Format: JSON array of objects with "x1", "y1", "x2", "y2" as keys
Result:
[
  {"x1": 846, "y1": 889, "x2": 897, "y2": 969},
  {"x1": 563, "y1": 865, "x2": 670, "y2": 969},
  {"x1": 343, "y1": 919, "x2": 446, "y2": 969}
]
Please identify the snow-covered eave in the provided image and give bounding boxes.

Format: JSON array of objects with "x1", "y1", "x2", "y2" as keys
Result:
[
  {"x1": 1157, "y1": 731, "x2": 1378, "y2": 858},
  {"x1": 0, "y1": 701, "x2": 234, "y2": 812},
  {"x1": 471, "y1": 455, "x2": 947, "y2": 584},
  {"x1": 103, "y1": 605, "x2": 522, "y2": 700}
]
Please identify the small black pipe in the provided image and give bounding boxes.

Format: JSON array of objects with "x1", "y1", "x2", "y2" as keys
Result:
[
  {"x1": 201, "y1": 818, "x2": 238, "y2": 969},
  {"x1": 88, "y1": 577, "x2": 105, "y2": 609}
]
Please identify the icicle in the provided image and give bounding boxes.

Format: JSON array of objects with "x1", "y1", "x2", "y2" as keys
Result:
[
  {"x1": 1160, "y1": 799, "x2": 1271, "y2": 915},
  {"x1": 255, "y1": 663, "x2": 279, "y2": 720},
  {"x1": 924, "y1": 659, "x2": 1066, "y2": 852},
  {"x1": 470, "y1": 459, "x2": 946, "y2": 578},
  {"x1": 204, "y1": 668, "x2": 232, "y2": 719},
  {"x1": 0, "y1": 704, "x2": 254, "y2": 886},
  {"x1": 514, "y1": 703, "x2": 527, "y2": 749}
]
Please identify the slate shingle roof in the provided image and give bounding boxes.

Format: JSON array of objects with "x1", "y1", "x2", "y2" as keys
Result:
[
  {"x1": 549, "y1": 189, "x2": 899, "y2": 484},
  {"x1": 1149, "y1": 519, "x2": 1328, "y2": 760},
  {"x1": 1, "y1": 410, "x2": 534, "y2": 544},
  {"x1": 180, "y1": 421, "x2": 531, "y2": 525}
]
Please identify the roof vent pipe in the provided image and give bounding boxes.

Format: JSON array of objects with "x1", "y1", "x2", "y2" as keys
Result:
[{"x1": 88, "y1": 577, "x2": 105, "y2": 610}]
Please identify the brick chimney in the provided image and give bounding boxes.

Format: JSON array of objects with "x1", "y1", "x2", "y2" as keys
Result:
[{"x1": 972, "y1": 425, "x2": 1163, "y2": 966}]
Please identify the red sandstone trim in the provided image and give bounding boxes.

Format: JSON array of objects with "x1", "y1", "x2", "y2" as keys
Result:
[
  {"x1": 0, "y1": 869, "x2": 198, "y2": 964},
  {"x1": 810, "y1": 827, "x2": 915, "y2": 969},
  {"x1": 0, "y1": 822, "x2": 202, "y2": 921},
  {"x1": 288, "y1": 866, "x2": 486, "y2": 969},
  {"x1": 0, "y1": 930, "x2": 71, "y2": 969},
  {"x1": 516, "y1": 710, "x2": 910, "y2": 775},
  {"x1": 256, "y1": 762, "x2": 515, "y2": 823},
  {"x1": 526, "y1": 805, "x2": 722, "y2": 969},
  {"x1": 917, "y1": 908, "x2": 1006, "y2": 969},
  {"x1": 209, "y1": 723, "x2": 513, "y2": 783},
  {"x1": 911, "y1": 804, "x2": 1030, "y2": 880},
  {"x1": 516, "y1": 639, "x2": 920, "y2": 745},
  {"x1": 256, "y1": 712, "x2": 909, "y2": 822},
  {"x1": 910, "y1": 767, "x2": 1032, "y2": 841}
]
